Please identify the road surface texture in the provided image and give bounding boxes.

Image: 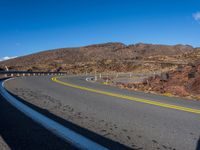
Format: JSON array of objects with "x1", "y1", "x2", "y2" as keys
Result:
[
  {"x1": 0, "y1": 93, "x2": 77, "y2": 150},
  {"x1": 3, "y1": 76, "x2": 200, "y2": 150}
]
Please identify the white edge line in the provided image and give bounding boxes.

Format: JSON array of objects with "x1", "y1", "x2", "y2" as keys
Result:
[{"x1": 0, "y1": 78, "x2": 108, "y2": 150}]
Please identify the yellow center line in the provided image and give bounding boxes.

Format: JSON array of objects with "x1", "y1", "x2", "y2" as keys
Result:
[{"x1": 51, "y1": 77, "x2": 200, "y2": 115}]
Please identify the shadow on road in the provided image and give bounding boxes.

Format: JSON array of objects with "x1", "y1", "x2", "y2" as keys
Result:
[
  {"x1": 196, "y1": 137, "x2": 200, "y2": 150},
  {"x1": 0, "y1": 90, "x2": 135, "y2": 150},
  {"x1": 0, "y1": 94, "x2": 76, "y2": 150}
]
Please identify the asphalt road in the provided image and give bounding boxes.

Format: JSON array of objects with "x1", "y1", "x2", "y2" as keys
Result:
[
  {"x1": 3, "y1": 76, "x2": 200, "y2": 150},
  {"x1": 0, "y1": 92, "x2": 76, "y2": 150}
]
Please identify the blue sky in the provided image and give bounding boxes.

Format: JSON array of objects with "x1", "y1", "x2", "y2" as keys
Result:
[{"x1": 0, "y1": 0, "x2": 200, "y2": 59}]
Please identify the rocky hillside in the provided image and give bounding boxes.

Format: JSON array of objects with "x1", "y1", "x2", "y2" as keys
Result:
[
  {"x1": 118, "y1": 59, "x2": 200, "y2": 99},
  {"x1": 0, "y1": 42, "x2": 195, "y2": 73},
  {"x1": 1, "y1": 42, "x2": 200, "y2": 99}
]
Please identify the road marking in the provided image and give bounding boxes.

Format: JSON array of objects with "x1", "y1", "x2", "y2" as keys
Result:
[
  {"x1": 52, "y1": 77, "x2": 200, "y2": 115},
  {"x1": 1, "y1": 78, "x2": 108, "y2": 150}
]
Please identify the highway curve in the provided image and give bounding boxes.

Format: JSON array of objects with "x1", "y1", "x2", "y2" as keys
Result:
[{"x1": 4, "y1": 76, "x2": 200, "y2": 150}]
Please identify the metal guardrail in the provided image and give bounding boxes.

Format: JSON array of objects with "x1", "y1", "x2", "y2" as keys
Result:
[
  {"x1": 0, "y1": 78, "x2": 108, "y2": 150},
  {"x1": 90, "y1": 72, "x2": 163, "y2": 84},
  {"x1": 0, "y1": 71, "x2": 68, "y2": 77}
]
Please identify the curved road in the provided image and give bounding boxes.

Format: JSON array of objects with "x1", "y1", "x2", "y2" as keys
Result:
[{"x1": 3, "y1": 76, "x2": 200, "y2": 150}]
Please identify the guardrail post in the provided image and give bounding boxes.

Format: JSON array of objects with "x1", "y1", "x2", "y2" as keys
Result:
[
  {"x1": 94, "y1": 76, "x2": 97, "y2": 81},
  {"x1": 106, "y1": 78, "x2": 108, "y2": 84},
  {"x1": 130, "y1": 73, "x2": 132, "y2": 78}
]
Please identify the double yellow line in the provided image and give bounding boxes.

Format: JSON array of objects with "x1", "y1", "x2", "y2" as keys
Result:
[{"x1": 52, "y1": 77, "x2": 200, "y2": 115}]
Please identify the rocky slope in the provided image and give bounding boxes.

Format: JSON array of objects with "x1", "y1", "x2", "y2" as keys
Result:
[
  {"x1": 117, "y1": 59, "x2": 200, "y2": 99},
  {"x1": 0, "y1": 42, "x2": 195, "y2": 73}
]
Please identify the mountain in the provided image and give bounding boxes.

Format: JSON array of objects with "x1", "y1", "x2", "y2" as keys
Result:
[
  {"x1": 0, "y1": 42, "x2": 195, "y2": 73},
  {"x1": 1, "y1": 42, "x2": 200, "y2": 98}
]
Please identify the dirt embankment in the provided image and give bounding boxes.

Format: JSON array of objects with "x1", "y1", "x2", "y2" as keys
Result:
[{"x1": 116, "y1": 61, "x2": 200, "y2": 100}]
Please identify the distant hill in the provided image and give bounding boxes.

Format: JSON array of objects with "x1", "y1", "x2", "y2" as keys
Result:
[{"x1": 0, "y1": 42, "x2": 196, "y2": 73}]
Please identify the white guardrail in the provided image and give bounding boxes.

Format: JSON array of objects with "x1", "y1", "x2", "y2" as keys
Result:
[
  {"x1": 0, "y1": 78, "x2": 108, "y2": 150},
  {"x1": 0, "y1": 71, "x2": 68, "y2": 78}
]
